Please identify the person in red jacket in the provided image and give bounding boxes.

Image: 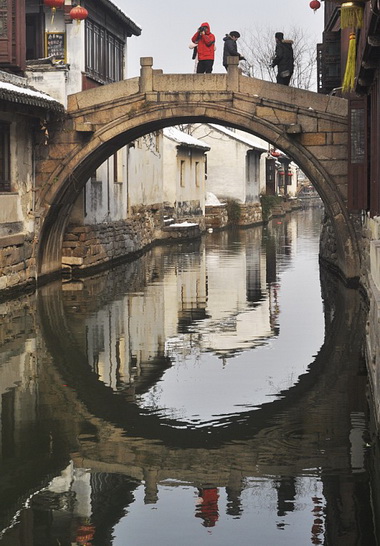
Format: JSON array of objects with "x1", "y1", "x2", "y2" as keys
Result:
[{"x1": 191, "y1": 22, "x2": 216, "y2": 73}]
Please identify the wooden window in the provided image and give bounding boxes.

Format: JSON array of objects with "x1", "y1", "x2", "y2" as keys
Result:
[
  {"x1": 317, "y1": 31, "x2": 341, "y2": 95},
  {"x1": 0, "y1": 122, "x2": 10, "y2": 192},
  {"x1": 0, "y1": 0, "x2": 25, "y2": 70},
  {"x1": 85, "y1": 19, "x2": 124, "y2": 83},
  {"x1": 348, "y1": 96, "x2": 368, "y2": 212}
]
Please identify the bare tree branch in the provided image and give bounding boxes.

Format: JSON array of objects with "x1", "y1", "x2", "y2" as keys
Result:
[{"x1": 239, "y1": 26, "x2": 318, "y2": 91}]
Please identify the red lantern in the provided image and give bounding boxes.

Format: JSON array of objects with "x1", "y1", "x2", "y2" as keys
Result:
[
  {"x1": 44, "y1": 0, "x2": 64, "y2": 8},
  {"x1": 44, "y1": 0, "x2": 64, "y2": 22},
  {"x1": 310, "y1": 0, "x2": 321, "y2": 11},
  {"x1": 69, "y1": 4, "x2": 89, "y2": 24}
]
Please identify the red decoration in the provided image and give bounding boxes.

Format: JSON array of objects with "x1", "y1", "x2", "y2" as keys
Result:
[
  {"x1": 69, "y1": 4, "x2": 89, "y2": 23},
  {"x1": 44, "y1": 0, "x2": 64, "y2": 9},
  {"x1": 310, "y1": 0, "x2": 321, "y2": 11},
  {"x1": 44, "y1": 0, "x2": 64, "y2": 23}
]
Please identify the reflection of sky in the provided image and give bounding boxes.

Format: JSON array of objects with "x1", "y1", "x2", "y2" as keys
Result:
[
  {"x1": 138, "y1": 214, "x2": 324, "y2": 425},
  {"x1": 113, "y1": 476, "x2": 324, "y2": 546}
]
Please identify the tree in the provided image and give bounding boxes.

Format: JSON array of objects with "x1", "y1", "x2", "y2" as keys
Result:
[{"x1": 239, "y1": 26, "x2": 318, "y2": 91}]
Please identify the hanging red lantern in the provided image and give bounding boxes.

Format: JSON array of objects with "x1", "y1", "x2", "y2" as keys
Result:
[
  {"x1": 44, "y1": 0, "x2": 64, "y2": 9},
  {"x1": 309, "y1": 0, "x2": 321, "y2": 11},
  {"x1": 44, "y1": 0, "x2": 64, "y2": 22},
  {"x1": 69, "y1": 4, "x2": 89, "y2": 24}
]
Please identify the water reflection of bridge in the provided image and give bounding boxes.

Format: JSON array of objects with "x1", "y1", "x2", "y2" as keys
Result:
[
  {"x1": 0, "y1": 219, "x2": 372, "y2": 544},
  {"x1": 33, "y1": 265, "x2": 370, "y2": 545}
]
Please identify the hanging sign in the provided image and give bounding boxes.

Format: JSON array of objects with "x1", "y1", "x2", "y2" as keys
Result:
[{"x1": 45, "y1": 32, "x2": 66, "y2": 63}]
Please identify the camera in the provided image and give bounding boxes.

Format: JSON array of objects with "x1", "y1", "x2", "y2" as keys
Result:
[{"x1": 198, "y1": 26, "x2": 206, "y2": 32}]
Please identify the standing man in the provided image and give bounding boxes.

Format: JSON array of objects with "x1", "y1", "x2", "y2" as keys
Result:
[
  {"x1": 223, "y1": 31, "x2": 245, "y2": 71},
  {"x1": 191, "y1": 22, "x2": 216, "y2": 73},
  {"x1": 271, "y1": 32, "x2": 294, "y2": 86}
]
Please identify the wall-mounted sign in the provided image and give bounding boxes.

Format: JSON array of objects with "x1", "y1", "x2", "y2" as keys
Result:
[{"x1": 45, "y1": 32, "x2": 66, "y2": 62}]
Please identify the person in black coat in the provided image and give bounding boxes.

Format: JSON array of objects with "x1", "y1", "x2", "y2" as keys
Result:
[
  {"x1": 271, "y1": 32, "x2": 294, "y2": 85},
  {"x1": 223, "y1": 31, "x2": 245, "y2": 71}
]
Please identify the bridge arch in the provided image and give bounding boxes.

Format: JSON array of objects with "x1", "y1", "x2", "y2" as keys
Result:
[{"x1": 35, "y1": 67, "x2": 359, "y2": 282}]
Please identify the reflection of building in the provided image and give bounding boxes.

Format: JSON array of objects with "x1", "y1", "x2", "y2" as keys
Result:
[
  {"x1": 194, "y1": 230, "x2": 274, "y2": 357},
  {"x1": 79, "y1": 224, "x2": 280, "y2": 396}
]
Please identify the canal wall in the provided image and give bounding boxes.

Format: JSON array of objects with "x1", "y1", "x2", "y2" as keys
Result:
[
  {"x1": 361, "y1": 216, "x2": 380, "y2": 431},
  {"x1": 320, "y1": 211, "x2": 380, "y2": 434},
  {"x1": 0, "y1": 233, "x2": 36, "y2": 295},
  {"x1": 62, "y1": 200, "x2": 265, "y2": 272},
  {"x1": 62, "y1": 204, "x2": 205, "y2": 272}
]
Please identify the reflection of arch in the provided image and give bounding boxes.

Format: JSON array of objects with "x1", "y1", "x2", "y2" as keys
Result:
[
  {"x1": 0, "y1": 268, "x2": 370, "y2": 543},
  {"x1": 37, "y1": 266, "x2": 365, "y2": 451},
  {"x1": 35, "y1": 70, "x2": 359, "y2": 282}
]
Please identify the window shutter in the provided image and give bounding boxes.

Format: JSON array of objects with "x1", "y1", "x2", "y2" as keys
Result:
[
  {"x1": 0, "y1": 0, "x2": 25, "y2": 71},
  {"x1": 348, "y1": 96, "x2": 368, "y2": 211}
]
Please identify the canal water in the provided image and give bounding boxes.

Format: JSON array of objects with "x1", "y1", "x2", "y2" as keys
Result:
[{"x1": 0, "y1": 206, "x2": 379, "y2": 545}]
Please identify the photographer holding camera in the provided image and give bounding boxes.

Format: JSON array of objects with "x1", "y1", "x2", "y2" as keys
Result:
[{"x1": 191, "y1": 22, "x2": 216, "y2": 73}]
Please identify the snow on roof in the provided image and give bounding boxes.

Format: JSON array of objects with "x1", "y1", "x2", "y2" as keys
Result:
[
  {"x1": 0, "y1": 80, "x2": 64, "y2": 112},
  {"x1": 164, "y1": 127, "x2": 210, "y2": 150},
  {"x1": 209, "y1": 124, "x2": 268, "y2": 152}
]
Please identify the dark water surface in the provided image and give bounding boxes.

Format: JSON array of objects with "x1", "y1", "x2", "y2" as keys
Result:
[{"x1": 0, "y1": 207, "x2": 379, "y2": 545}]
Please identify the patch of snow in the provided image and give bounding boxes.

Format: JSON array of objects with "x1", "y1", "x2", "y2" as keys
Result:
[
  {"x1": 205, "y1": 192, "x2": 223, "y2": 206},
  {"x1": 0, "y1": 80, "x2": 61, "y2": 104},
  {"x1": 209, "y1": 124, "x2": 267, "y2": 151},
  {"x1": 168, "y1": 221, "x2": 198, "y2": 228},
  {"x1": 164, "y1": 127, "x2": 210, "y2": 149}
]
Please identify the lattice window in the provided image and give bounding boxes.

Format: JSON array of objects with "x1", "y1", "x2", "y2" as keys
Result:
[
  {"x1": 85, "y1": 19, "x2": 124, "y2": 83},
  {"x1": 0, "y1": 0, "x2": 8, "y2": 38}
]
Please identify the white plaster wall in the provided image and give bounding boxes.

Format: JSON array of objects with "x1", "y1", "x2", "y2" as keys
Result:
[
  {"x1": 25, "y1": 70, "x2": 68, "y2": 105},
  {"x1": 259, "y1": 154, "x2": 267, "y2": 195},
  {"x1": 84, "y1": 161, "x2": 110, "y2": 224},
  {"x1": 65, "y1": 20, "x2": 86, "y2": 97},
  {"x1": 191, "y1": 125, "x2": 265, "y2": 204},
  {"x1": 162, "y1": 139, "x2": 177, "y2": 206},
  {"x1": 162, "y1": 139, "x2": 206, "y2": 212},
  {"x1": 0, "y1": 194, "x2": 22, "y2": 224},
  {"x1": 8, "y1": 116, "x2": 35, "y2": 231},
  {"x1": 206, "y1": 134, "x2": 246, "y2": 202},
  {"x1": 287, "y1": 163, "x2": 298, "y2": 197},
  {"x1": 43, "y1": 10, "x2": 84, "y2": 100},
  {"x1": 128, "y1": 134, "x2": 164, "y2": 208}
]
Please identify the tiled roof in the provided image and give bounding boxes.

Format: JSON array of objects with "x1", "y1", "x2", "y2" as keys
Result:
[
  {"x1": 96, "y1": 0, "x2": 141, "y2": 36},
  {"x1": 0, "y1": 80, "x2": 64, "y2": 113}
]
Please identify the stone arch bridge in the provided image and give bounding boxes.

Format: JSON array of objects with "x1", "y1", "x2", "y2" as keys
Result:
[{"x1": 35, "y1": 57, "x2": 357, "y2": 283}]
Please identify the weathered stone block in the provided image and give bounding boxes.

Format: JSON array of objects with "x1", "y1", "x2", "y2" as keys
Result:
[{"x1": 299, "y1": 133, "x2": 326, "y2": 146}]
